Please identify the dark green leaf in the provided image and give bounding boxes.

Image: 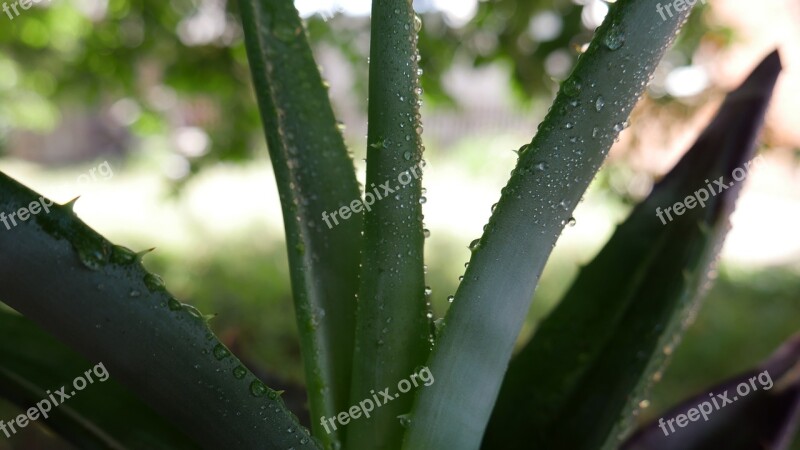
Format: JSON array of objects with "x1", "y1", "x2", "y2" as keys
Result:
[
  {"x1": 346, "y1": 1, "x2": 430, "y2": 450},
  {"x1": 237, "y1": 1, "x2": 364, "y2": 446},
  {"x1": 622, "y1": 332, "x2": 800, "y2": 450},
  {"x1": 486, "y1": 50, "x2": 782, "y2": 450},
  {"x1": 402, "y1": 2, "x2": 697, "y2": 449},
  {"x1": 0, "y1": 173, "x2": 319, "y2": 449},
  {"x1": 0, "y1": 310, "x2": 195, "y2": 449}
]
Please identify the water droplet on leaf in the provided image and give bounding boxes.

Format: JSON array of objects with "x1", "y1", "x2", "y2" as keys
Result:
[
  {"x1": 213, "y1": 344, "x2": 230, "y2": 360},
  {"x1": 233, "y1": 365, "x2": 247, "y2": 379},
  {"x1": 595, "y1": 96, "x2": 605, "y2": 111},
  {"x1": 603, "y1": 23, "x2": 625, "y2": 50},
  {"x1": 110, "y1": 245, "x2": 137, "y2": 265},
  {"x1": 433, "y1": 318, "x2": 444, "y2": 335},
  {"x1": 468, "y1": 238, "x2": 481, "y2": 251},
  {"x1": 250, "y1": 380, "x2": 268, "y2": 397},
  {"x1": 143, "y1": 273, "x2": 166, "y2": 292},
  {"x1": 75, "y1": 237, "x2": 110, "y2": 271},
  {"x1": 168, "y1": 297, "x2": 182, "y2": 311},
  {"x1": 398, "y1": 414, "x2": 412, "y2": 428},
  {"x1": 563, "y1": 77, "x2": 582, "y2": 97}
]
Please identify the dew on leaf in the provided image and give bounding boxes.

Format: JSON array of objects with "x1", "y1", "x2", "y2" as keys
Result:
[
  {"x1": 603, "y1": 23, "x2": 625, "y2": 50},
  {"x1": 74, "y1": 237, "x2": 110, "y2": 271},
  {"x1": 110, "y1": 245, "x2": 137, "y2": 265},
  {"x1": 250, "y1": 380, "x2": 268, "y2": 397},
  {"x1": 213, "y1": 344, "x2": 231, "y2": 360},
  {"x1": 143, "y1": 273, "x2": 166, "y2": 292},
  {"x1": 595, "y1": 96, "x2": 605, "y2": 111},
  {"x1": 233, "y1": 365, "x2": 247, "y2": 379},
  {"x1": 398, "y1": 414, "x2": 412, "y2": 428},
  {"x1": 563, "y1": 77, "x2": 582, "y2": 97},
  {"x1": 168, "y1": 297, "x2": 182, "y2": 311}
]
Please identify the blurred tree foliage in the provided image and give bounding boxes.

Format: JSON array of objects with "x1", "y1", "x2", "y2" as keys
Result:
[{"x1": 0, "y1": 0, "x2": 722, "y2": 175}]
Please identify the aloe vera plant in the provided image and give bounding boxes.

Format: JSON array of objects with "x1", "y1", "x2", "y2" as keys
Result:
[{"x1": 0, "y1": 0, "x2": 793, "y2": 449}]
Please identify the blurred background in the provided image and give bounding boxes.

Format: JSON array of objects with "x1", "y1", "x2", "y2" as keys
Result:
[{"x1": 0, "y1": 0, "x2": 798, "y2": 447}]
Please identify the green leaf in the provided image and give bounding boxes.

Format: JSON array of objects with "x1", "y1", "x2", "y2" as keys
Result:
[
  {"x1": 402, "y1": 2, "x2": 696, "y2": 449},
  {"x1": 0, "y1": 310, "x2": 195, "y2": 449},
  {"x1": 485, "y1": 51, "x2": 782, "y2": 450},
  {"x1": 237, "y1": 0, "x2": 364, "y2": 446},
  {"x1": 346, "y1": 2, "x2": 430, "y2": 450},
  {"x1": 622, "y1": 332, "x2": 800, "y2": 450},
  {"x1": 0, "y1": 173, "x2": 320, "y2": 449}
]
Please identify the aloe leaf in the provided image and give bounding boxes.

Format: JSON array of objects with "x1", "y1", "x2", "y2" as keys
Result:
[
  {"x1": 344, "y1": 2, "x2": 430, "y2": 450},
  {"x1": 402, "y1": 2, "x2": 696, "y2": 448},
  {"x1": 485, "y1": 51, "x2": 782, "y2": 450},
  {"x1": 0, "y1": 173, "x2": 320, "y2": 449},
  {"x1": 0, "y1": 310, "x2": 195, "y2": 449},
  {"x1": 622, "y1": 332, "x2": 800, "y2": 450},
  {"x1": 237, "y1": 0, "x2": 363, "y2": 445}
]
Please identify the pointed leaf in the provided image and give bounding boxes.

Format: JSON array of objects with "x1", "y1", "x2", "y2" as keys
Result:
[
  {"x1": 346, "y1": 2, "x2": 430, "y2": 449},
  {"x1": 403, "y1": 2, "x2": 697, "y2": 449},
  {"x1": 0, "y1": 310, "x2": 195, "y2": 449},
  {"x1": 237, "y1": 0, "x2": 363, "y2": 446},
  {"x1": 622, "y1": 333, "x2": 800, "y2": 450},
  {"x1": 0, "y1": 173, "x2": 320, "y2": 449},
  {"x1": 485, "y1": 51, "x2": 782, "y2": 450}
]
